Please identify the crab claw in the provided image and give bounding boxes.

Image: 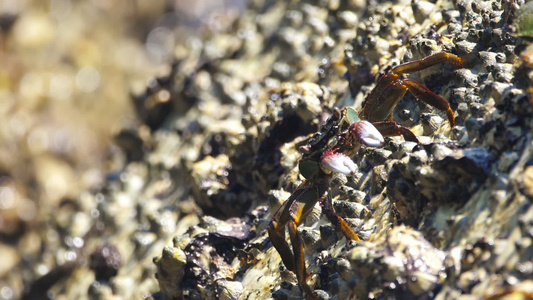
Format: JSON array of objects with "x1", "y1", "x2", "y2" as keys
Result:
[
  {"x1": 320, "y1": 149, "x2": 358, "y2": 176},
  {"x1": 351, "y1": 120, "x2": 385, "y2": 147}
]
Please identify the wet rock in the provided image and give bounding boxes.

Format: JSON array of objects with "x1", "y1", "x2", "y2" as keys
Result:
[
  {"x1": 114, "y1": 128, "x2": 149, "y2": 162},
  {"x1": 189, "y1": 154, "x2": 251, "y2": 218},
  {"x1": 0, "y1": 243, "x2": 19, "y2": 278},
  {"x1": 141, "y1": 0, "x2": 530, "y2": 297},
  {"x1": 154, "y1": 216, "x2": 253, "y2": 299},
  {"x1": 216, "y1": 280, "x2": 243, "y2": 300},
  {"x1": 89, "y1": 243, "x2": 122, "y2": 281},
  {"x1": 10, "y1": 0, "x2": 533, "y2": 299},
  {"x1": 87, "y1": 281, "x2": 114, "y2": 300},
  {"x1": 153, "y1": 246, "x2": 187, "y2": 299},
  {"x1": 347, "y1": 226, "x2": 445, "y2": 299},
  {"x1": 419, "y1": 148, "x2": 493, "y2": 203},
  {"x1": 132, "y1": 73, "x2": 177, "y2": 131},
  {"x1": 388, "y1": 147, "x2": 494, "y2": 225}
]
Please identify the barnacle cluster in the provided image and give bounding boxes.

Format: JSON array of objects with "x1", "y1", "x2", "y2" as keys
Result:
[
  {"x1": 148, "y1": 0, "x2": 533, "y2": 298},
  {"x1": 5, "y1": 0, "x2": 533, "y2": 299},
  {"x1": 147, "y1": 0, "x2": 533, "y2": 298}
]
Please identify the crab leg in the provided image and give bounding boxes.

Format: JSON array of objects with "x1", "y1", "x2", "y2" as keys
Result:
[
  {"x1": 268, "y1": 186, "x2": 312, "y2": 272},
  {"x1": 320, "y1": 192, "x2": 360, "y2": 241},
  {"x1": 390, "y1": 51, "x2": 463, "y2": 74},
  {"x1": 268, "y1": 181, "x2": 330, "y2": 299},
  {"x1": 288, "y1": 220, "x2": 316, "y2": 299},
  {"x1": 403, "y1": 79, "x2": 456, "y2": 127},
  {"x1": 361, "y1": 52, "x2": 463, "y2": 133},
  {"x1": 371, "y1": 121, "x2": 419, "y2": 143},
  {"x1": 360, "y1": 74, "x2": 407, "y2": 122},
  {"x1": 268, "y1": 219, "x2": 295, "y2": 272}
]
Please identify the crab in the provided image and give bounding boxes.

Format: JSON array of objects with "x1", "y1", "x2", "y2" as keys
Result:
[
  {"x1": 360, "y1": 51, "x2": 463, "y2": 142},
  {"x1": 268, "y1": 107, "x2": 384, "y2": 299},
  {"x1": 268, "y1": 52, "x2": 463, "y2": 299}
]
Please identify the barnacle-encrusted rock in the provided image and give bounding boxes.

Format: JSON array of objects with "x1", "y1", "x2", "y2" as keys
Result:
[
  {"x1": 388, "y1": 146, "x2": 494, "y2": 225},
  {"x1": 216, "y1": 280, "x2": 243, "y2": 300},
  {"x1": 189, "y1": 154, "x2": 248, "y2": 218},
  {"x1": 12, "y1": 0, "x2": 533, "y2": 299},
  {"x1": 153, "y1": 246, "x2": 187, "y2": 299},
  {"x1": 348, "y1": 226, "x2": 445, "y2": 298},
  {"x1": 154, "y1": 216, "x2": 254, "y2": 299}
]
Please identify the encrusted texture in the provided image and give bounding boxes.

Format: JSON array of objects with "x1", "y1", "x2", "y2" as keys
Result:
[
  {"x1": 8, "y1": 0, "x2": 533, "y2": 299},
  {"x1": 146, "y1": 0, "x2": 533, "y2": 299}
]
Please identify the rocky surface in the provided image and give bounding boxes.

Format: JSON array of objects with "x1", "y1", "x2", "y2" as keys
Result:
[{"x1": 2, "y1": 0, "x2": 533, "y2": 299}]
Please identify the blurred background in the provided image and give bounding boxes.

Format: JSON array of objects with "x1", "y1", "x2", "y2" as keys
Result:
[{"x1": 0, "y1": 0, "x2": 245, "y2": 298}]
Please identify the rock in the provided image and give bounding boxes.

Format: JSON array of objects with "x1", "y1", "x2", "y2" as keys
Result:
[{"x1": 8, "y1": 0, "x2": 533, "y2": 299}]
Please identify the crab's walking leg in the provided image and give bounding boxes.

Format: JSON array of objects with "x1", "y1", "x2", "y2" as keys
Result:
[
  {"x1": 268, "y1": 219, "x2": 295, "y2": 272},
  {"x1": 364, "y1": 77, "x2": 455, "y2": 132},
  {"x1": 288, "y1": 220, "x2": 317, "y2": 299},
  {"x1": 268, "y1": 187, "x2": 310, "y2": 272},
  {"x1": 391, "y1": 51, "x2": 463, "y2": 74},
  {"x1": 320, "y1": 192, "x2": 360, "y2": 241},
  {"x1": 361, "y1": 52, "x2": 462, "y2": 131},
  {"x1": 268, "y1": 184, "x2": 324, "y2": 299},
  {"x1": 361, "y1": 76, "x2": 408, "y2": 122},
  {"x1": 402, "y1": 79, "x2": 456, "y2": 127},
  {"x1": 371, "y1": 121, "x2": 419, "y2": 143},
  {"x1": 390, "y1": 52, "x2": 462, "y2": 128}
]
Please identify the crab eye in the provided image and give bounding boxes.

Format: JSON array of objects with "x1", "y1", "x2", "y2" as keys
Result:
[
  {"x1": 351, "y1": 120, "x2": 385, "y2": 147},
  {"x1": 320, "y1": 149, "x2": 358, "y2": 176}
]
